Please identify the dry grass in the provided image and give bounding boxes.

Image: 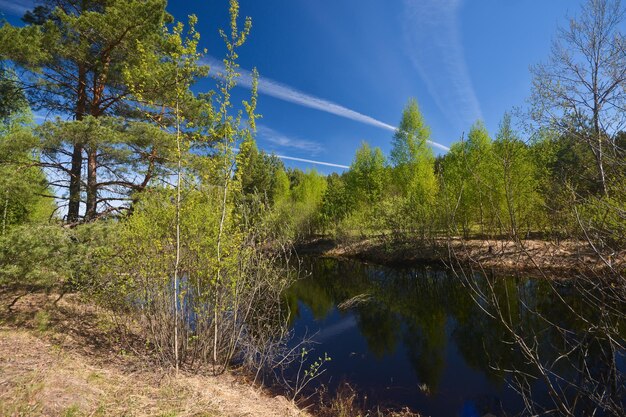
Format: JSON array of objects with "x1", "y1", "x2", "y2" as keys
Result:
[
  {"x1": 0, "y1": 291, "x2": 307, "y2": 417},
  {"x1": 315, "y1": 384, "x2": 420, "y2": 417}
]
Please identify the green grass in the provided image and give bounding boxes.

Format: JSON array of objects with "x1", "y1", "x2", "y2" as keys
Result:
[{"x1": 34, "y1": 310, "x2": 50, "y2": 332}]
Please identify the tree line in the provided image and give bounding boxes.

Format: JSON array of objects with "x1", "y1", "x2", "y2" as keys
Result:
[{"x1": 240, "y1": 99, "x2": 625, "y2": 247}]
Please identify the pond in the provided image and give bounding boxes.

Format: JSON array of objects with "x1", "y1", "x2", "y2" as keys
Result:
[{"x1": 284, "y1": 257, "x2": 623, "y2": 416}]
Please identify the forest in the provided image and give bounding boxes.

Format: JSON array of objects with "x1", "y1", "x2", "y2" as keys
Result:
[{"x1": 0, "y1": 0, "x2": 624, "y2": 416}]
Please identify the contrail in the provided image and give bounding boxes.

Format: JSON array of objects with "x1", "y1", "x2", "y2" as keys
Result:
[
  {"x1": 232, "y1": 147, "x2": 349, "y2": 169},
  {"x1": 274, "y1": 155, "x2": 349, "y2": 169},
  {"x1": 204, "y1": 57, "x2": 450, "y2": 152},
  {"x1": 402, "y1": 0, "x2": 482, "y2": 130},
  {"x1": 315, "y1": 316, "x2": 358, "y2": 341}
]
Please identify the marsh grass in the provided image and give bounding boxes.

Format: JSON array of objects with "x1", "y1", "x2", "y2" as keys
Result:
[{"x1": 316, "y1": 383, "x2": 421, "y2": 417}]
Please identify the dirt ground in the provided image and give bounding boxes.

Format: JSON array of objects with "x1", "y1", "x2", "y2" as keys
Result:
[
  {"x1": 296, "y1": 236, "x2": 625, "y2": 277},
  {"x1": 0, "y1": 291, "x2": 307, "y2": 417}
]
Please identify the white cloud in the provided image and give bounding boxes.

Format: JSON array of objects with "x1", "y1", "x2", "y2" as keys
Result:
[
  {"x1": 256, "y1": 124, "x2": 324, "y2": 155},
  {"x1": 252, "y1": 125, "x2": 349, "y2": 168},
  {"x1": 204, "y1": 56, "x2": 450, "y2": 151},
  {"x1": 0, "y1": 0, "x2": 33, "y2": 16},
  {"x1": 402, "y1": 0, "x2": 482, "y2": 129}
]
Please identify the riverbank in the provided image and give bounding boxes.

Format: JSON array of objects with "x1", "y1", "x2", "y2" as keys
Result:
[
  {"x1": 295, "y1": 236, "x2": 625, "y2": 277},
  {"x1": 0, "y1": 290, "x2": 305, "y2": 417}
]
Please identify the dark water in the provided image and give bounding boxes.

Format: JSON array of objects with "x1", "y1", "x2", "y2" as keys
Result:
[{"x1": 284, "y1": 257, "x2": 624, "y2": 417}]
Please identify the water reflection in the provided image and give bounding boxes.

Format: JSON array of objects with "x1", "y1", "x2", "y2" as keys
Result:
[{"x1": 284, "y1": 257, "x2": 622, "y2": 416}]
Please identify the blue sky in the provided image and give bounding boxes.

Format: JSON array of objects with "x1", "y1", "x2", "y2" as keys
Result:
[{"x1": 1, "y1": 0, "x2": 585, "y2": 173}]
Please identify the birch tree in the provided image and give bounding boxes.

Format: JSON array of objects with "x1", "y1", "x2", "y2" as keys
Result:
[{"x1": 530, "y1": 0, "x2": 626, "y2": 197}]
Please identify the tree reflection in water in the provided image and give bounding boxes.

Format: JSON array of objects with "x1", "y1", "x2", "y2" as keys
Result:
[{"x1": 284, "y1": 257, "x2": 624, "y2": 416}]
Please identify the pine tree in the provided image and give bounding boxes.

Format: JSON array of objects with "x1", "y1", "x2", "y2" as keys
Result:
[{"x1": 0, "y1": 0, "x2": 179, "y2": 221}]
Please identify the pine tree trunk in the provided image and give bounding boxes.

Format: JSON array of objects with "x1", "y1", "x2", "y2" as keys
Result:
[
  {"x1": 85, "y1": 147, "x2": 98, "y2": 220},
  {"x1": 67, "y1": 145, "x2": 83, "y2": 223},
  {"x1": 68, "y1": 64, "x2": 87, "y2": 223}
]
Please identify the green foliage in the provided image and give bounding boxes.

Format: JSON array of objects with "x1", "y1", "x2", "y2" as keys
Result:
[
  {"x1": 287, "y1": 348, "x2": 332, "y2": 401},
  {"x1": 100, "y1": 177, "x2": 293, "y2": 368},
  {"x1": 104, "y1": 186, "x2": 235, "y2": 299},
  {"x1": 37, "y1": 116, "x2": 176, "y2": 203},
  {"x1": 389, "y1": 99, "x2": 437, "y2": 235},
  {"x1": 317, "y1": 143, "x2": 389, "y2": 237},
  {"x1": 439, "y1": 143, "x2": 469, "y2": 236},
  {"x1": 319, "y1": 173, "x2": 352, "y2": 234},
  {"x1": 464, "y1": 121, "x2": 495, "y2": 233},
  {"x1": 302, "y1": 349, "x2": 331, "y2": 378},
  {"x1": 236, "y1": 137, "x2": 288, "y2": 218},
  {"x1": 437, "y1": 116, "x2": 545, "y2": 238},
  {"x1": 286, "y1": 169, "x2": 328, "y2": 238},
  {"x1": 0, "y1": 67, "x2": 28, "y2": 123},
  {"x1": 577, "y1": 194, "x2": 626, "y2": 246},
  {"x1": 491, "y1": 114, "x2": 543, "y2": 236},
  {"x1": 390, "y1": 99, "x2": 430, "y2": 168},
  {"x1": 0, "y1": 224, "x2": 70, "y2": 288},
  {"x1": 346, "y1": 142, "x2": 387, "y2": 205},
  {"x1": 0, "y1": 112, "x2": 55, "y2": 231},
  {"x1": 391, "y1": 98, "x2": 437, "y2": 200},
  {"x1": 34, "y1": 310, "x2": 51, "y2": 333},
  {"x1": 0, "y1": 220, "x2": 116, "y2": 290}
]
